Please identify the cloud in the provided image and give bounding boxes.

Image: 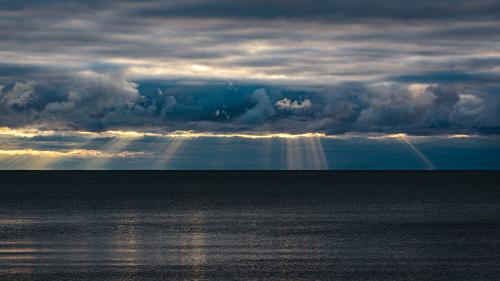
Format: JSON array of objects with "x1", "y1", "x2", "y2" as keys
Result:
[
  {"x1": 131, "y1": 0, "x2": 500, "y2": 21},
  {"x1": 43, "y1": 71, "x2": 138, "y2": 115},
  {"x1": 450, "y1": 94, "x2": 485, "y2": 126},
  {"x1": 238, "y1": 89, "x2": 275, "y2": 125},
  {"x1": 213, "y1": 109, "x2": 230, "y2": 120},
  {"x1": 162, "y1": 96, "x2": 177, "y2": 114},
  {"x1": 393, "y1": 71, "x2": 500, "y2": 85},
  {"x1": 0, "y1": 148, "x2": 145, "y2": 158},
  {"x1": 0, "y1": 71, "x2": 139, "y2": 130},
  {"x1": 276, "y1": 98, "x2": 312, "y2": 112},
  {"x1": 0, "y1": 1, "x2": 500, "y2": 135},
  {"x1": 1, "y1": 0, "x2": 500, "y2": 86},
  {"x1": 1, "y1": 81, "x2": 37, "y2": 109},
  {"x1": 2, "y1": 76, "x2": 499, "y2": 135}
]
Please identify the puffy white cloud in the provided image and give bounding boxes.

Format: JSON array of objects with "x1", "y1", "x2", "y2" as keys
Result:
[{"x1": 276, "y1": 98, "x2": 312, "y2": 112}]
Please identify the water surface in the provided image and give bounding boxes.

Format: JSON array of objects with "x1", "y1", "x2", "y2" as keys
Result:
[{"x1": 0, "y1": 172, "x2": 499, "y2": 280}]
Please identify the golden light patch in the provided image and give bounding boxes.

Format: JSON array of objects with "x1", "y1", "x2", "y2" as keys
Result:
[
  {"x1": 0, "y1": 149, "x2": 143, "y2": 158},
  {"x1": 0, "y1": 127, "x2": 56, "y2": 138},
  {"x1": 0, "y1": 127, "x2": 477, "y2": 141}
]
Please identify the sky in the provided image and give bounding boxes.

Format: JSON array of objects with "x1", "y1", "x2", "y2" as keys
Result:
[{"x1": 0, "y1": 0, "x2": 499, "y2": 169}]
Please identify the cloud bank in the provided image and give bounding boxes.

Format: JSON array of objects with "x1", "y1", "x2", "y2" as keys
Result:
[
  {"x1": 0, "y1": 0, "x2": 499, "y2": 134},
  {"x1": 1, "y1": 76, "x2": 499, "y2": 134}
]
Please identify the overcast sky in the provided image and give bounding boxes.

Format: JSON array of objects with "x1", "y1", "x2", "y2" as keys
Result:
[{"x1": 1, "y1": 0, "x2": 500, "y2": 135}]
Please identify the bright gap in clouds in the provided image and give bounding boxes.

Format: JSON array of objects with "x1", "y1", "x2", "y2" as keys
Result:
[
  {"x1": 0, "y1": 128, "x2": 498, "y2": 169},
  {"x1": 1, "y1": 0, "x2": 500, "y2": 168}
]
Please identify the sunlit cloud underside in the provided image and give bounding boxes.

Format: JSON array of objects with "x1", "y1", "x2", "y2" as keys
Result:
[{"x1": 0, "y1": 127, "x2": 497, "y2": 170}]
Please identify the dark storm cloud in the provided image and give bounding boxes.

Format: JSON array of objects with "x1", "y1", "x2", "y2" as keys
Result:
[
  {"x1": 2, "y1": 75, "x2": 500, "y2": 135},
  {"x1": 0, "y1": 64, "x2": 45, "y2": 78},
  {"x1": 131, "y1": 0, "x2": 500, "y2": 21},
  {"x1": 1, "y1": 0, "x2": 500, "y2": 134},
  {"x1": 393, "y1": 71, "x2": 500, "y2": 85},
  {"x1": 2, "y1": 0, "x2": 500, "y2": 21},
  {"x1": 0, "y1": 71, "x2": 139, "y2": 131}
]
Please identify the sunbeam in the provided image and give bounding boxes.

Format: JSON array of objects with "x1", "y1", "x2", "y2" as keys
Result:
[
  {"x1": 0, "y1": 149, "x2": 143, "y2": 169},
  {"x1": 1, "y1": 127, "x2": 495, "y2": 169},
  {"x1": 0, "y1": 154, "x2": 54, "y2": 170},
  {"x1": 391, "y1": 134, "x2": 435, "y2": 170},
  {"x1": 304, "y1": 137, "x2": 328, "y2": 170},
  {"x1": 285, "y1": 137, "x2": 328, "y2": 170},
  {"x1": 84, "y1": 137, "x2": 138, "y2": 169},
  {"x1": 285, "y1": 138, "x2": 303, "y2": 170},
  {"x1": 153, "y1": 138, "x2": 187, "y2": 169}
]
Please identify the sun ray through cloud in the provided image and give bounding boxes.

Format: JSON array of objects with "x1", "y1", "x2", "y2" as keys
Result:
[
  {"x1": 390, "y1": 134, "x2": 435, "y2": 170},
  {"x1": 284, "y1": 137, "x2": 328, "y2": 170},
  {"x1": 304, "y1": 137, "x2": 328, "y2": 170},
  {"x1": 153, "y1": 138, "x2": 187, "y2": 169},
  {"x1": 0, "y1": 127, "x2": 497, "y2": 169},
  {"x1": 84, "y1": 137, "x2": 139, "y2": 169},
  {"x1": 285, "y1": 138, "x2": 303, "y2": 170}
]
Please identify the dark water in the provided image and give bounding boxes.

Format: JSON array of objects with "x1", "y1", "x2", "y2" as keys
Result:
[{"x1": 0, "y1": 172, "x2": 499, "y2": 281}]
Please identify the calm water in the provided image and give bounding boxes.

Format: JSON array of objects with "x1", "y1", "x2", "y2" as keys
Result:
[{"x1": 0, "y1": 172, "x2": 499, "y2": 280}]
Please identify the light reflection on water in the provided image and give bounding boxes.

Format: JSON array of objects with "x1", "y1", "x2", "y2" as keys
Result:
[
  {"x1": 1, "y1": 205, "x2": 499, "y2": 280},
  {"x1": 180, "y1": 211, "x2": 206, "y2": 281},
  {"x1": 0, "y1": 172, "x2": 499, "y2": 280}
]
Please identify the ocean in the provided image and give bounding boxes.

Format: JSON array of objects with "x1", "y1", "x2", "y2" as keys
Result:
[{"x1": 0, "y1": 171, "x2": 499, "y2": 280}]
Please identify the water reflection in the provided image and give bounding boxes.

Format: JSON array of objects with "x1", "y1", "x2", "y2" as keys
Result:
[
  {"x1": 1, "y1": 190, "x2": 499, "y2": 280},
  {"x1": 180, "y1": 211, "x2": 207, "y2": 281},
  {"x1": 111, "y1": 213, "x2": 140, "y2": 267},
  {"x1": 0, "y1": 219, "x2": 36, "y2": 274}
]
